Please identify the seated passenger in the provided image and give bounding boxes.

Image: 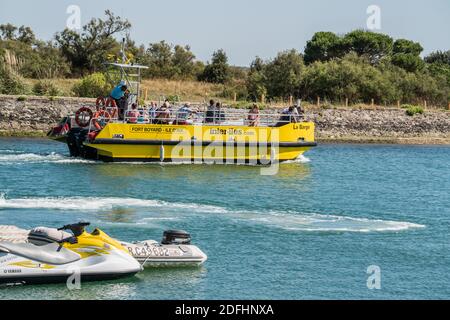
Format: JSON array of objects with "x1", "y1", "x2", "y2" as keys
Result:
[
  {"x1": 274, "y1": 106, "x2": 295, "y2": 127},
  {"x1": 137, "y1": 106, "x2": 149, "y2": 124},
  {"x1": 155, "y1": 102, "x2": 171, "y2": 124},
  {"x1": 126, "y1": 103, "x2": 140, "y2": 124},
  {"x1": 247, "y1": 104, "x2": 260, "y2": 127},
  {"x1": 175, "y1": 103, "x2": 197, "y2": 125}
]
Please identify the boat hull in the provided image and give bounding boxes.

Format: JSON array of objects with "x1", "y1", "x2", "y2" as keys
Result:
[{"x1": 82, "y1": 122, "x2": 317, "y2": 163}]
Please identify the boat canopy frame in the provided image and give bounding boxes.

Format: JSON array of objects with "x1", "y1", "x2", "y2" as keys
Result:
[{"x1": 103, "y1": 62, "x2": 148, "y2": 107}]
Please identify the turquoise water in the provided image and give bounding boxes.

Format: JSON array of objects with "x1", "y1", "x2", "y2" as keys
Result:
[{"x1": 0, "y1": 138, "x2": 449, "y2": 299}]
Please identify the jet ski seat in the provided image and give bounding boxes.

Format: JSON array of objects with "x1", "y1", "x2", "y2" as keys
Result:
[
  {"x1": 28, "y1": 227, "x2": 72, "y2": 246},
  {"x1": 0, "y1": 242, "x2": 81, "y2": 265}
]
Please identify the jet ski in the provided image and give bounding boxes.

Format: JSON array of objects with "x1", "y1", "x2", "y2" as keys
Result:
[
  {"x1": 122, "y1": 230, "x2": 207, "y2": 267},
  {"x1": 0, "y1": 224, "x2": 208, "y2": 268},
  {"x1": 0, "y1": 222, "x2": 142, "y2": 285}
]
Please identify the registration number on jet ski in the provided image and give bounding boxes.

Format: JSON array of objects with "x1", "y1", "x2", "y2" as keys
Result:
[{"x1": 127, "y1": 246, "x2": 170, "y2": 257}]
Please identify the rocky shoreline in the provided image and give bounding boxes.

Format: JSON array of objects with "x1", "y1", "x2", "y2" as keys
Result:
[{"x1": 0, "y1": 95, "x2": 449, "y2": 144}]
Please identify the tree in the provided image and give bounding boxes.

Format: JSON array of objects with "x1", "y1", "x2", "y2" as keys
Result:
[
  {"x1": 143, "y1": 40, "x2": 176, "y2": 78},
  {"x1": 263, "y1": 49, "x2": 304, "y2": 99},
  {"x1": 55, "y1": 10, "x2": 131, "y2": 75},
  {"x1": 342, "y1": 30, "x2": 393, "y2": 64},
  {"x1": 0, "y1": 24, "x2": 17, "y2": 40},
  {"x1": 246, "y1": 56, "x2": 267, "y2": 101},
  {"x1": 199, "y1": 49, "x2": 230, "y2": 84},
  {"x1": 304, "y1": 32, "x2": 342, "y2": 64},
  {"x1": 172, "y1": 45, "x2": 197, "y2": 79},
  {"x1": 393, "y1": 39, "x2": 423, "y2": 56},
  {"x1": 17, "y1": 26, "x2": 35, "y2": 45},
  {"x1": 425, "y1": 50, "x2": 450, "y2": 65},
  {"x1": 391, "y1": 39, "x2": 424, "y2": 72}
]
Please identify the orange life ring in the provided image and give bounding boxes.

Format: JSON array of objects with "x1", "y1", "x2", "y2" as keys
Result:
[
  {"x1": 105, "y1": 97, "x2": 117, "y2": 108},
  {"x1": 96, "y1": 97, "x2": 105, "y2": 110},
  {"x1": 75, "y1": 107, "x2": 93, "y2": 128},
  {"x1": 92, "y1": 110, "x2": 112, "y2": 130},
  {"x1": 105, "y1": 97, "x2": 118, "y2": 118}
]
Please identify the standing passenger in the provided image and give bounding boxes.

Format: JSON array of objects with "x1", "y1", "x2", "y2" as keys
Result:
[{"x1": 205, "y1": 100, "x2": 216, "y2": 124}]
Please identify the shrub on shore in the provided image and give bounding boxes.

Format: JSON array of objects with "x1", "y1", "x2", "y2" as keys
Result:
[
  {"x1": 72, "y1": 73, "x2": 110, "y2": 98},
  {"x1": 33, "y1": 80, "x2": 60, "y2": 96},
  {"x1": 405, "y1": 105, "x2": 424, "y2": 116},
  {"x1": 0, "y1": 67, "x2": 29, "y2": 95}
]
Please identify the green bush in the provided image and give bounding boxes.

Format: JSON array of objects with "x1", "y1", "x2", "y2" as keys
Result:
[
  {"x1": 17, "y1": 96, "x2": 27, "y2": 101},
  {"x1": 0, "y1": 68, "x2": 29, "y2": 95},
  {"x1": 72, "y1": 72, "x2": 110, "y2": 98},
  {"x1": 405, "y1": 105, "x2": 424, "y2": 116},
  {"x1": 165, "y1": 94, "x2": 180, "y2": 103},
  {"x1": 33, "y1": 80, "x2": 60, "y2": 96}
]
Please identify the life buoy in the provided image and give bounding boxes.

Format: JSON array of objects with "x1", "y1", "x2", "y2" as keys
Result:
[
  {"x1": 96, "y1": 97, "x2": 105, "y2": 110},
  {"x1": 92, "y1": 110, "x2": 112, "y2": 130},
  {"x1": 105, "y1": 97, "x2": 117, "y2": 108},
  {"x1": 105, "y1": 97, "x2": 118, "y2": 118},
  {"x1": 75, "y1": 107, "x2": 93, "y2": 128}
]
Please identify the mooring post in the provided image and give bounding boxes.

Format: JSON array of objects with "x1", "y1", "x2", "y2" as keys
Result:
[
  {"x1": 424, "y1": 100, "x2": 427, "y2": 109},
  {"x1": 397, "y1": 100, "x2": 400, "y2": 108},
  {"x1": 345, "y1": 97, "x2": 348, "y2": 108},
  {"x1": 371, "y1": 99, "x2": 375, "y2": 108},
  {"x1": 317, "y1": 96, "x2": 320, "y2": 107},
  {"x1": 233, "y1": 92, "x2": 237, "y2": 102}
]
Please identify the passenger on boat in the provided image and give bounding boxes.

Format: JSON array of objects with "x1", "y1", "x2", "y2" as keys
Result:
[
  {"x1": 205, "y1": 100, "x2": 216, "y2": 124},
  {"x1": 110, "y1": 81, "x2": 128, "y2": 120},
  {"x1": 155, "y1": 102, "x2": 171, "y2": 124},
  {"x1": 295, "y1": 103, "x2": 305, "y2": 121},
  {"x1": 274, "y1": 106, "x2": 296, "y2": 127},
  {"x1": 215, "y1": 102, "x2": 226, "y2": 124},
  {"x1": 175, "y1": 103, "x2": 197, "y2": 125},
  {"x1": 148, "y1": 102, "x2": 157, "y2": 124},
  {"x1": 137, "y1": 106, "x2": 149, "y2": 123},
  {"x1": 126, "y1": 103, "x2": 140, "y2": 124},
  {"x1": 247, "y1": 104, "x2": 260, "y2": 127}
]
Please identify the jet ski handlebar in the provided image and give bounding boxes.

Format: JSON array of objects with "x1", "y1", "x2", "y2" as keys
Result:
[{"x1": 58, "y1": 222, "x2": 91, "y2": 237}]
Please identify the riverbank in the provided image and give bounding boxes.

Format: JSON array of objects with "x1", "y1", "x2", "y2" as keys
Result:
[{"x1": 0, "y1": 95, "x2": 449, "y2": 144}]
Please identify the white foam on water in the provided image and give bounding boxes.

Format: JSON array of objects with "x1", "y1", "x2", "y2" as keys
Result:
[
  {"x1": 0, "y1": 152, "x2": 96, "y2": 165},
  {"x1": 0, "y1": 194, "x2": 162, "y2": 210},
  {"x1": 282, "y1": 154, "x2": 311, "y2": 164},
  {"x1": 0, "y1": 194, "x2": 425, "y2": 233}
]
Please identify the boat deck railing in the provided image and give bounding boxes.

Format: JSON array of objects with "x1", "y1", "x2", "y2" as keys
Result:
[{"x1": 66, "y1": 105, "x2": 307, "y2": 135}]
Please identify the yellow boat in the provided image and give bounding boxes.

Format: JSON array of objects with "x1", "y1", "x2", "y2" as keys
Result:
[
  {"x1": 83, "y1": 121, "x2": 316, "y2": 163},
  {"x1": 48, "y1": 62, "x2": 316, "y2": 163}
]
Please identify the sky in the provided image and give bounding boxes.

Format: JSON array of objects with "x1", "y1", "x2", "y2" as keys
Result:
[{"x1": 0, "y1": 0, "x2": 449, "y2": 66}]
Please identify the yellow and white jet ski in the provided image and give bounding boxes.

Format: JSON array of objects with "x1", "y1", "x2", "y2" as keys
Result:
[
  {"x1": 0, "y1": 224, "x2": 207, "y2": 269},
  {"x1": 0, "y1": 222, "x2": 142, "y2": 285}
]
